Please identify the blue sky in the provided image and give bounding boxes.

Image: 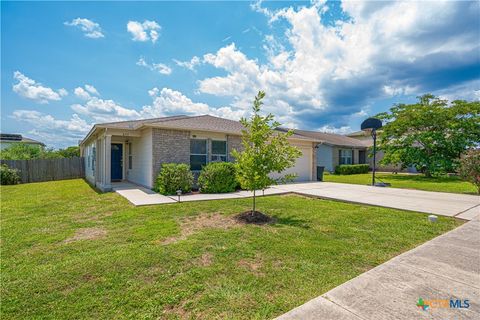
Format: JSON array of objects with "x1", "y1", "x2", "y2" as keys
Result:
[{"x1": 2, "y1": 1, "x2": 479, "y2": 148}]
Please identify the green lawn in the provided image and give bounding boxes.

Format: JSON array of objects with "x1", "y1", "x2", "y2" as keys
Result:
[
  {"x1": 1, "y1": 179, "x2": 462, "y2": 319},
  {"x1": 324, "y1": 172, "x2": 477, "y2": 194}
]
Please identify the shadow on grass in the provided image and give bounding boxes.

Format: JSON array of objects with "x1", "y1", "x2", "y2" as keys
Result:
[{"x1": 272, "y1": 215, "x2": 311, "y2": 229}]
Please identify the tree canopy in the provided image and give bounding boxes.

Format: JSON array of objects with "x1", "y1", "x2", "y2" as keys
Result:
[
  {"x1": 0, "y1": 144, "x2": 80, "y2": 160},
  {"x1": 376, "y1": 94, "x2": 480, "y2": 176}
]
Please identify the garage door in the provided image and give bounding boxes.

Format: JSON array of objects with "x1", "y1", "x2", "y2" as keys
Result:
[{"x1": 270, "y1": 145, "x2": 312, "y2": 182}]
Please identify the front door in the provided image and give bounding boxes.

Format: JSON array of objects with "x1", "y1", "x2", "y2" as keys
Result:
[
  {"x1": 111, "y1": 143, "x2": 123, "y2": 181},
  {"x1": 359, "y1": 150, "x2": 366, "y2": 164}
]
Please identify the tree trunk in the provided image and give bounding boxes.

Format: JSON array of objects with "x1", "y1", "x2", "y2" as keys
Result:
[{"x1": 253, "y1": 189, "x2": 256, "y2": 213}]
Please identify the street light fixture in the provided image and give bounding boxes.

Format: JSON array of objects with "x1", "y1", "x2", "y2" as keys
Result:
[{"x1": 361, "y1": 118, "x2": 383, "y2": 186}]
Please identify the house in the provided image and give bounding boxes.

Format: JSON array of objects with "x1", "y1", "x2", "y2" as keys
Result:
[
  {"x1": 79, "y1": 115, "x2": 322, "y2": 192},
  {"x1": 347, "y1": 130, "x2": 417, "y2": 173},
  {"x1": 79, "y1": 115, "x2": 377, "y2": 192},
  {"x1": 0, "y1": 133, "x2": 45, "y2": 150},
  {"x1": 286, "y1": 129, "x2": 369, "y2": 172}
]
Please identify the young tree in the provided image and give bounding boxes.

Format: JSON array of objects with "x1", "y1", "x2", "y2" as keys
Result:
[
  {"x1": 232, "y1": 91, "x2": 302, "y2": 217},
  {"x1": 377, "y1": 94, "x2": 480, "y2": 177},
  {"x1": 458, "y1": 149, "x2": 480, "y2": 194}
]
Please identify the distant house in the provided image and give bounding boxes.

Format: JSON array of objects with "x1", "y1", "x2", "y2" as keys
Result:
[
  {"x1": 347, "y1": 131, "x2": 417, "y2": 173},
  {"x1": 0, "y1": 134, "x2": 45, "y2": 150},
  {"x1": 284, "y1": 129, "x2": 369, "y2": 172},
  {"x1": 79, "y1": 115, "x2": 372, "y2": 192}
]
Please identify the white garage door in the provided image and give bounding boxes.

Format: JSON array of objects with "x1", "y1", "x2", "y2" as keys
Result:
[{"x1": 271, "y1": 145, "x2": 312, "y2": 182}]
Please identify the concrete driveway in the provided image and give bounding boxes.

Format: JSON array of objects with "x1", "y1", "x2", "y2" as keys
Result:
[
  {"x1": 113, "y1": 181, "x2": 479, "y2": 220},
  {"x1": 272, "y1": 182, "x2": 479, "y2": 220}
]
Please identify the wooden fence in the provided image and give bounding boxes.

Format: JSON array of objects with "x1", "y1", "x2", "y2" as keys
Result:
[{"x1": 1, "y1": 157, "x2": 85, "y2": 183}]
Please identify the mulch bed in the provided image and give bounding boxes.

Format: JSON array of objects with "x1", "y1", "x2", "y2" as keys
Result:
[{"x1": 234, "y1": 211, "x2": 276, "y2": 225}]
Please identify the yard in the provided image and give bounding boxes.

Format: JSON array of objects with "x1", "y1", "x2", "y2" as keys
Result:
[
  {"x1": 1, "y1": 179, "x2": 462, "y2": 319},
  {"x1": 323, "y1": 172, "x2": 477, "y2": 195}
]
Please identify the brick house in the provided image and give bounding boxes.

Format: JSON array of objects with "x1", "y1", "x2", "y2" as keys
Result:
[{"x1": 79, "y1": 115, "x2": 323, "y2": 192}]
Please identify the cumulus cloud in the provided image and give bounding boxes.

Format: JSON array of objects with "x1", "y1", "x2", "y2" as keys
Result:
[
  {"x1": 140, "y1": 87, "x2": 245, "y2": 120},
  {"x1": 173, "y1": 56, "x2": 202, "y2": 71},
  {"x1": 136, "y1": 57, "x2": 172, "y2": 75},
  {"x1": 71, "y1": 97, "x2": 140, "y2": 123},
  {"x1": 64, "y1": 18, "x2": 104, "y2": 38},
  {"x1": 194, "y1": 1, "x2": 479, "y2": 130},
  {"x1": 11, "y1": 110, "x2": 91, "y2": 147},
  {"x1": 13, "y1": 71, "x2": 68, "y2": 104},
  {"x1": 127, "y1": 20, "x2": 161, "y2": 43},
  {"x1": 74, "y1": 84, "x2": 100, "y2": 100}
]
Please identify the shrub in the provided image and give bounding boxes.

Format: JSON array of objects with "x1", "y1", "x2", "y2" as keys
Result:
[
  {"x1": 154, "y1": 163, "x2": 193, "y2": 195},
  {"x1": 198, "y1": 162, "x2": 238, "y2": 193},
  {"x1": 334, "y1": 164, "x2": 370, "y2": 175},
  {"x1": 457, "y1": 149, "x2": 480, "y2": 194},
  {"x1": 0, "y1": 164, "x2": 20, "y2": 185}
]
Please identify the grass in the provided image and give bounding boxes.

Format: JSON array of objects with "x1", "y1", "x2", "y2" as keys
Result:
[
  {"x1": 324, "y1": 172, "x2": 477, "y2": 195},
  {"x1": 1, "y1": 179, "x2": 462, "y2": 319}
]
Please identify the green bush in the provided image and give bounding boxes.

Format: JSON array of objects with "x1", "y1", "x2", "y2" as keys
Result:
[
  {"x1": 0, "y1": 164, "x2": 20, "y2": 185},
  {"x1": 154, "y1": 163, "x2": 193, "y2": 195},
  {"x1": 334, "y1": 164, "x2": 370, "y2": 175},
  {"x1": 198, "y1": 162, "x2": 238, "y2": 193}
]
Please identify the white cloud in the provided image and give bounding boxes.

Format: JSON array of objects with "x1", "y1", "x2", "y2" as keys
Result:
[
  {"x1": 64, "y1": 18, "x2": 104, "y2": 38},
  {"x1": 71, "y1": 97, "x2": 140, "y2": 123},
  {"x1": 136, "y1": 57, "x2": 172, "y2": 75},
  {"x1": 316, "y1": 125, "x2": 352, "y2": 135},
  {"x1": 11, "y1": 110, "x2": 91, "y2": 147},
  {"x1": 127, "y1": 20, "x2": 161, "y2": 43},
  {"x1": 173, "y1": 56, "x2": 202, "y2": 71},
  {"x1": 13, "y1": 71, "x2": 68, "y2": 104},
  {"x1": 194, "y1": 1, "x2": 479, "y2": 130},
  {"x1": 140, "y1": 87, "x2": 245, "y2": 120},
  {"x1": 84, "y1": 84, "x2": 99, "y2": 96}
]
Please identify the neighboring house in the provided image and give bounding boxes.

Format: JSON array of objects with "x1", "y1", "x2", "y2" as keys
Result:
[
  {"x1": 347, "y1": 131, "x2": 417, "y2": 173},
  {"x1": 287, "y1": 129, "x2": 369, "y2": 172},
  {"x1": 0, "y1": 133, "x2": 45, "y2": 150},
  {"x1": 79, "y1": 115, "x2": 321, "y2": 192}
]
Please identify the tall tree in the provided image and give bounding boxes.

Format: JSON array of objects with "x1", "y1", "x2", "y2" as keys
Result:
[
  {"x1": 232, "y1": 91, "x2": 301, "y2": 216},
  {"x1": 377, "y1": 94, "x2": 480, "y2": 176}
]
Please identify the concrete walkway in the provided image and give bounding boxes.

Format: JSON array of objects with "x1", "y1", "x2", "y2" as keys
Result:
[
  {"x1": 277, "y1": 217, "x2": 480, "y2": 320},
  {"x1": 113, "y1": 181, "x2": 479, "y2": 220},
  {"x1": 112, "y1": 182, "x2": 176, "y2": 206}
]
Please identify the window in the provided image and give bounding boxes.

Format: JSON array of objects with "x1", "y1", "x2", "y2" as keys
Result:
[
  {"x1": 339, "y1": 149, "x2": 353, "y2": 165},
  {"x1": 211, "y1": 140, "x2": 227, "y2": 162},
  {"x1": 190, "y1": 139, "x2": 207, "y2": 170},
  {"x1": 92, "y1": 146, "x2": 96, "y2": 171},
  {"x1": 128, "y1": 143, "x2": 133, "y2": 170}
]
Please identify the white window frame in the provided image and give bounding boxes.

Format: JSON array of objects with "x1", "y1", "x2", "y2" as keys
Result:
[
  {"x1": 190, "y1": 139, "x2": 207, "y2": 170},
  {"x1": 211, "y1": 140, "x2": 227, "y2": 162},
  {"x1": 340, "y1": 149, "x2": 353, "y2": 165}
]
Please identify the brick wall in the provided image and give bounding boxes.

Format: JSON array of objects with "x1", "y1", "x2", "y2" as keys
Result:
[
  {"x1": 227, "y1": 135, "x2": 243, "y2": 161},
  {"x1": 152, "y1": 128, "x2": 190, "y2": 182}
]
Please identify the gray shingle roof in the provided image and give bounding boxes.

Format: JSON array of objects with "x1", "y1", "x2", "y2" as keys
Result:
[
  {"x1": 82, "y1": 114, "x2": 365, "y2": 146},
  {"x1": 290, "y1": 129, "x2": 367, "y2": 148}
]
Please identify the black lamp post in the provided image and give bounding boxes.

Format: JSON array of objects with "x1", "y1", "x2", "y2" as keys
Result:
[{"x1": 360, "y1": 118, "x2": 383, "y2": 186}]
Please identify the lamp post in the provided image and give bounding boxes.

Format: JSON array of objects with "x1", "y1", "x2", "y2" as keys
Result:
[
  {"x1": 176, "y1": 189, "x2": 182, "y2": 202},
  {"x1": 360, "y1": 118, "x2": 382, "y2": 186}
]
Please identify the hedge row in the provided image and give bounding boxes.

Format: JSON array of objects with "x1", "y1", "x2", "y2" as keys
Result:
[
  {"x1": 154, "y1": 162, "x2": 238, "y2": 195},
  {"x1": 334, "y1": 164, "x2": 370, "y2": 175}
]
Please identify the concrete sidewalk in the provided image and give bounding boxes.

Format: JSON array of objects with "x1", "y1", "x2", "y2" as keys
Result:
[{"x1": 277, "y1": 217, "x2": 480, "y2": 320}]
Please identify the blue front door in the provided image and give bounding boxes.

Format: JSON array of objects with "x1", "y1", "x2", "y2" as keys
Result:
[{"x1": 111, "y1": 143, "x2": 123, "y2": 181}]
